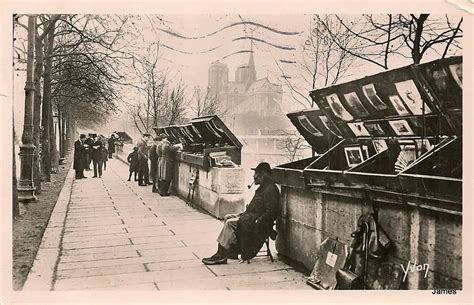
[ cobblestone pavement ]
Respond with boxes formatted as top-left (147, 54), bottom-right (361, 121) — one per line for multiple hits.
top-left (24, 159), bottom-right (311, 291)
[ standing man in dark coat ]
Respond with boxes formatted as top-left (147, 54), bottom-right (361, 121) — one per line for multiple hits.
top-left (107, 135), bottom-right (116, 159)
top-left (158, 135), bottom-right (178, 196)
top-left (202, 162), bottom-right (280, 265)
top-left (91, 134), bottom-right (105, 178)
top-left (73, 134), bottom-right (88, 179)
top-left (84, 134), bottom-right (94, 171)
top-left (137, 133), bottom-right (151, 186)
top-left (149, 136), bottom-right (160, 193)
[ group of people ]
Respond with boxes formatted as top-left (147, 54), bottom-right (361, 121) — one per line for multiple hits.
top-left (73, 133), bottom-right (116, 179)
top-left (127, 133), bottom-right (180, 196)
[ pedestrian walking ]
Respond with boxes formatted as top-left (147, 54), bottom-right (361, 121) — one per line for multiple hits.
top-left (158, 135), bottom-right (179, 196)
top-left (155, 134), bottom-right (165, 193)
top-left (91, 134), bottom-right (105, 178)
top-left (107, 135), bottom-right (116, 159)
top-left (73, 134), bottom-right (88, 179)
top-left (127, 147), bottom-right (139, 181)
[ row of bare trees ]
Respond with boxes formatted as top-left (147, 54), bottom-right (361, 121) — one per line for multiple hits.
top-left (129, 41), bottom-right (226, 134)
top-left (13, 14), bottom-right (138, 216)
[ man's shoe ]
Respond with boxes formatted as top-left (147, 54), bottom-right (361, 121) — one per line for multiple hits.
top-left (92, 176), bottom-right (97, 178)
top-left (202, 256), bottom-right (227, 265)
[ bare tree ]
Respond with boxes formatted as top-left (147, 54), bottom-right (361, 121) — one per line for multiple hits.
top-left (319, 14), bottom-right (463, 69)
top-left (130, 42), bottom-right (169, 133)
top-left (161, 81), bottom-right (188, 126)
top-left (275, 130), bottom-right (312, 162)
top-left (275, 14), bottom-right (357, 109)
top-left (190, 86), bottom-right (226, 119)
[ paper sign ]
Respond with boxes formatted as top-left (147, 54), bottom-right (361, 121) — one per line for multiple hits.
top-left (326, 252), bottom-right (338, 268)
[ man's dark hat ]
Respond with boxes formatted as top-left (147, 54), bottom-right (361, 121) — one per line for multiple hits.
top-left (80, 134), bottom-right (86, 138)
top-left (251, 162), bottom-right (273, 176)
top-left (143, 133), bottom-right (151, 137)
top-left (91, 133), bottom-right (97, 138)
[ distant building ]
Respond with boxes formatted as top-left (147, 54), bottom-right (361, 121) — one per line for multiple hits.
top-left (207, 51), bottom-right (306, 171)
top-left (208, 51), bottom-right (290, 135)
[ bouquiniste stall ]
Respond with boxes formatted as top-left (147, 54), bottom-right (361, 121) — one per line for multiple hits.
top-left (154, 115), bottom-right (245, 219)
top-left (273, 56), bottom-right (462, 289)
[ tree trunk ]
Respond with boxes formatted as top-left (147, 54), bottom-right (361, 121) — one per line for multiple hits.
top-left (33, 32), bottom-right (44, 193)
top-left (40, 18), bottom-right (56, 181)
top-left (58, 107), bottom-right (64, 160)
top-left (411, 14), bottom-right (429, 64)
top-left (50, 106), bottom-right (59, 173)
top-left (13, 114), bottom-right (19, 218)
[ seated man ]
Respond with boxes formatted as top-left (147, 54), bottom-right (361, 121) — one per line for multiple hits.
top-left (202, 162), bottom-right (280, 265)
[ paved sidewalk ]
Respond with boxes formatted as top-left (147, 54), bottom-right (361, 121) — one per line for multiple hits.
top-left (23, 159), bottom-right (310, 291)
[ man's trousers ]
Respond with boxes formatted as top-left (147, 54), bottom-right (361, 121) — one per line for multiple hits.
top-left (217, 214), bottom-right (240, 250)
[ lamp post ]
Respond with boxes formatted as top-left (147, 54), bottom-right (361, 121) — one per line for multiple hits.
top-left (18, 15), bottom-right (37, 203)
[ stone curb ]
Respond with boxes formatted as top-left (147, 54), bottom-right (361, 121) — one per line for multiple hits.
top-left (22, 163), bottom-right (75, 291)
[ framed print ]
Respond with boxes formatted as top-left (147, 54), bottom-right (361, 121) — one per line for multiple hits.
top-left (344, 146), bottom-right (364, 167)
top-left (297, 115), bottom-right (323, 136)
top-left (430, 68), bottom-right (449, 91)
top-left (348, 122), bottom-right (370, 137)
top-left (388, 95), bottom-right (410, 115)
top-left (389, 119), bottom-right (415, 136)
top-left (372, 139), bottom-right (388, 153)
top-left (395, 79), bottom-right (432, 115)
top-left (362, 145), bottom-right (369, 159)
top-left (364, 123), bottom-right (385, 136)
top-left (326, 93), bottom-right (354, 121)
top-left (343, 92), bottom-right (370, 117)
top-left (448, 63), bottom-right (463, 89)
top-left (362, 83), bottom-right (387, 110)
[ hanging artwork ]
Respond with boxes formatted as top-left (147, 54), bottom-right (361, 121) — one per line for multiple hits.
top-left (348, 122), bottom-right (370, 137)
top-left (364, 123), bottom-right (385, 136)
top-left (389, 119), bottom-right (415, 136)
top-left (372, 139), bottom-right (388, 153)
top-left (448, 63), bottom-right (463, 89)
top-left (343, 92), bottom-right (371, 117)
top-left (388, 95), bottom-right (410, 115)
top-left (362, 145), bottom-right (369, 159)
top-left (430, 68), bottom-right (449, 91)
top-left (344, 146), bottom-right (364, 167)
top-left (362, 84), bottom-right (387, 110)
top-left (298, 115), bottom-right (323, 136)
top-left (326, 93), bottom-right (354, 121)
top-left (395, 79), bottom-right (432, 115)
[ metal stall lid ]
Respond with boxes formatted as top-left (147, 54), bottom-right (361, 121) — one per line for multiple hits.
top-left (300, 56), bottom-right (461, 200)
top-left (190, 115), bottom-right (243, 150)
top-left (272, 108), bottom-right (341, 188)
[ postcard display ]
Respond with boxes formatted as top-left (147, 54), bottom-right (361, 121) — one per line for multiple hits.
top-left (273, 57), bottom-right (462, 289)
top-left (154, 115), bottom-right (246, 219)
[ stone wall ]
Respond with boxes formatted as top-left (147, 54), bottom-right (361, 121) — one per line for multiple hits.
top-left (276, 186), bottom-right (462, 290)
